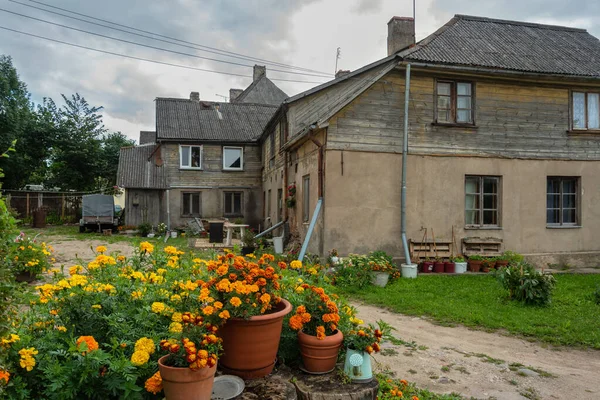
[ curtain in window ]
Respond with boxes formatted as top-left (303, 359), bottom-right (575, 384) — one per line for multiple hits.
top-left (465, 178), bottom-right (479, 225)
top-left (573, 92), bottom-right (586, 129)
top-left (588, 93), bottom-right (599, 129)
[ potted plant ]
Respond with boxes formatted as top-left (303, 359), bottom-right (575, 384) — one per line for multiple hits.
top-left (240, 230), bottom-right (256, 256)
top-left (155, 318), bottom-right (222, 400)
top-left (444, 258), bottom-right (456, 273)
top-left (369, 251), bottom-right (397, 287)
top-left (495, 252), bottom-right (510, 269)
top-left (482, 257), bottom-right (496, 273)
top-left (9, 233), bottom-right (53, 282)
top-left (204, 253), bottom-right (291, 379)
top-left (433, 257), bottom-right (445, 273)
top-left (451, 256), bottom-right (467, 274)
top-left (499, 250), bottom-right (524, 267)
top-left (288, 285), bottom-right (343, 374)
top-left (467, 255), bottom-right (484, 272)
top-left (421, 257), bottom-right (434, 274)
top-left (343, 321), bottom-right (390, 383)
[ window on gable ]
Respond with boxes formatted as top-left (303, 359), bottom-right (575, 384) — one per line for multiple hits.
top-left (547, 177), bottom-right (579, 226)
top-left (224, 191), bottom-right (243, 217)
top-left (180, 145), bottom-right (202, 169)
top-left (572, 92), bottom-right (600, 130)
top-left (465, 176), bottom-right (500, 227)
top-left (223, 146), bottom-right (243, 170)
top-left (182, 192), bottom-right (201, 217)
top-left (436, 81), bottom-right (474, 124)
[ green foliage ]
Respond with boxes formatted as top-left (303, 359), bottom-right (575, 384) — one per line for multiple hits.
top-left (592, 285), bottom-right (600, 306)
top-left (6, 233), bottom-right (54, 277)
top-left (340, 274), bottom-right (600, 348)
top-left (333, 254), bottom-right (372, 289)
top-left (450, 256), bottom-right (465, 262)
top-left (467, 254), bottom-right (485, 261)
top-left (498, 251), bottom-right (524, 264)
top-left (137, 223), bottom-right (152, 237)
top-left (377, 373), bottom-right (464, 399)
top-left (496, 262), bottom-right (556, 306)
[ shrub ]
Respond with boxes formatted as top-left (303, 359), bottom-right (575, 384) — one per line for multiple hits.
top-left (137, 222), bottom-right (152, 237)
top-left (593, 285), bottom-right (600, 305)
top-left (333, 254), bottom-right (372, 289)
top-left (496, 262), bottom-right (556, 306)
top-left (7, 233), bottom-right (54, 278)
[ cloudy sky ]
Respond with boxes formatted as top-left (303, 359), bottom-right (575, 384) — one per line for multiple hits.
top-left (1, 0), bottom-right (599, 142)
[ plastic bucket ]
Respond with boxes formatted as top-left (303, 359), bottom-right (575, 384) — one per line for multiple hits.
top-left (401, 264), bottom-right (418, 278)
top-left (455, 262), bottom-right (467, 274)
top-left (273, 237), bottom-right (283, 254)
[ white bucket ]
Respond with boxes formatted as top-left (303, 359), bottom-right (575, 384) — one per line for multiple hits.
top-left (371, 272), bottom-right (390, 287)
top-left (170, 231), bottom-right (178, 238)
top-left (455, 262), bottom-right (467, 274)
top-left (273, 237), bottom-right (283, 254)
top-left (401, 264), bottom-right (418, 278)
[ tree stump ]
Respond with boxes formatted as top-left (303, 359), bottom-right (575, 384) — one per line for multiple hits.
top-left (237, 374), bottom-right (297, 400)
top-left (293, 372), bottom-right (379, 400)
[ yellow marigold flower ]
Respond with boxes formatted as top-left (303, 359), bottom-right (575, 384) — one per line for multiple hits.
top-left (151, 302), bottom-right (166, 314)
top-left (139, 241), bottom-right (154, 254)
top-left (202, 306), bottom-right (214, 316)
top-left (18, 347), bottom-right (38, 371)
top-left (290, 260), bottom-right (302, 269)
top-left (213, 301), bottom-right (223, 310)
top-left (169, 322), bottom-right (183, 333)
top-left (50, 309), bottom-right (58, 316)
top-left (0, 369), bottom-right (9, 384)
top-left (260, 293), bottom-right (271, 304)
top-left (157, 268), bottom-right (167, 275)
top-left (219, 310), bottom-right (230, 320)
top-left (171, 312), bottom-right (183, 322)
top-left (131, 290), bottom-right (143, 300)
top-left (230, 297), bottom-right (242, 307)
top-left (69, 265), bottom-right (83, 275)
top-left (92, 304), bottom-right (102, 309)
top-left (295, 286), bottom-right (304, 293)
top-left (1, 334), bottom-right (20, 347)
top-left (56, 326), bottom-right (67, 332)
top-left (170, 294), bottom-right (182, 303)
top-left (145, 371), bottom-right (162, 394)
top-left (117, 255), bottom-right (126, 262)
top-left (131, 350), bottom-right (150, 366)
top-left (96, 245), bottom-right (107, 254)
top-left (134, 337), bottom-right (155, 354)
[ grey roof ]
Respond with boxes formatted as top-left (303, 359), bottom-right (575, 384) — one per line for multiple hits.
top-left (156, 98), bottom-right (277, 142)
top-left (117, 144), bottom-right (167, 189)
top-left (401, 15), bottom-right (600, 77)
top-left (233, 75), bottom-right (288, 106)
top-left (139, 131), bottom-right (156, 145)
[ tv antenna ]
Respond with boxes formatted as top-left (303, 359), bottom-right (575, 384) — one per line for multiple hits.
top-left (215, 94), bottom-right (229, 102)
top-left (335, 47), bottom-right (341, 74)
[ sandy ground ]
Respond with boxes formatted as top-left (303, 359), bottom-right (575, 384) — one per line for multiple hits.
top-left (355, 303), bottom-right (600, 400)
top-left (47, 236), bottom-right (136, 267)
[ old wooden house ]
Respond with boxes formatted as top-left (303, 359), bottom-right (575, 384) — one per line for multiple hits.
top-left (117, 66), bottom-right (286, 228)
top-left (261, 15), bottom-right (600, 266)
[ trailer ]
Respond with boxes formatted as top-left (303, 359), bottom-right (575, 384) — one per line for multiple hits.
top-left (79, 194), bottom-right (119, 233)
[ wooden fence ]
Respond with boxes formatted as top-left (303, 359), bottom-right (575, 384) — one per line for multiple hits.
top-left (2, 190), bottom-right (83, 223)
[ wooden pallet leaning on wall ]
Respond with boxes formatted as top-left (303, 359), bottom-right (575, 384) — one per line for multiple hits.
top-left (461, 237), bottom-right (502, 257)
top-left (409, 239), bottom-right (453, 261)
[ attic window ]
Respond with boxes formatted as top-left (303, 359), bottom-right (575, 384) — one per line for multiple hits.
top-left (435, 80), bottom-right (474, 125)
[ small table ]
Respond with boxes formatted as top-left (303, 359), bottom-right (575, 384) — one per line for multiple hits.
top-left (224, 223), bottom-right (249, 246)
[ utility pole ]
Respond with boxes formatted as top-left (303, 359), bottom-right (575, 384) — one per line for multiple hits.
top-left (335, 47), bottom-right (341, 74)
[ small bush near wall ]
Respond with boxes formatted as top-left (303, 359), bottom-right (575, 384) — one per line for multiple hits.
top-left (496, 262), bottom-right (556, 306)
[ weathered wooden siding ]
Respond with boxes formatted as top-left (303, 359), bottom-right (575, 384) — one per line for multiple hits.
top-left (124, 189), bottom-right (165, 227)
top-left (327, 68), bottom-right (600, 160)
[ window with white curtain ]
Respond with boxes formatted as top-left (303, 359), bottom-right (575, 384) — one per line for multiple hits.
top-left (465, 176), bottom-right (501, 227)
top-left (572, 92), bottom-right (600, 130)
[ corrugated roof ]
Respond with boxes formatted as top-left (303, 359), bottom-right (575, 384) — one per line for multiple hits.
top-left (156, 99), bottom-right (277, 142)
top-left (116, 144), bottom-right (167, 189)
top-left (401, 15), bottom-right (600, 77)
top-left (233, 75), bottom-right (288, 106)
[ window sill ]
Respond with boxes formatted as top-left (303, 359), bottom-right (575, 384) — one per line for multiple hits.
top-left (546, 225), bottom-right (581, 229)
top-left (432, 122), bottom-right (478, 129)
top-left (179, 167), bottom-right (203, 171)
top-left (222, 169), bottom-right (244, 172)
top-left (464, 226), bottom-right (502, 230)
top-left (567, 130), bottom-right (600, 136)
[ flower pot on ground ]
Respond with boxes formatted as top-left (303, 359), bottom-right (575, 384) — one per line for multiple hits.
top-left (219, 299), bottom-right (292, 379)
top-left (433, 260), bottom-right (445, 273)
top-left (444, 261), bottom-right (455, 273)
top-left (289, 284), bottom-right (343, 374)
top-left (421, 261), bottom-right (433, 273)
top-left (401, 263), bottom-right (418, 278)
top-left (158, 355), bottom-right (217, 400)
top-left (451, 256), bottom-right (467, 274)
top-left (482, 258), bottom-right (496, 273)
top-left (495, 260), bottom-right (509, 268)
top-left (468, 255), bottom-right (484, 272)
top-left (371, 271), bottom-right (390, 287)
top-left (298, 330), bottom-right (343, 373)
top-left (240, 230), bottom-right (257, 256)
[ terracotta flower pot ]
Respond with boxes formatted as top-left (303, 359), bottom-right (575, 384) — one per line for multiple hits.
top-left (158, 355), bottom-right (217, 400)
top-left (468, 260), bottom-right (482, 272)
top-left (219, 299), bottom-right (292, 379)
top-left (298, 329), bottom-right (343, 374)
top-left (496, 260), bottom-right (509, 269)
top-left (433, 262), bottom-right (445, 273)
top-left (444, 262), bottom-right (455, 273)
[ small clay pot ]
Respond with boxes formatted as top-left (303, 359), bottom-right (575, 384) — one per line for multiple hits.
top-left (158, 355), bottom-right (216, 400)
top-left (298, 329), bottom-right (343, 374)
top-left (468, 260), bottom-right (483, 272)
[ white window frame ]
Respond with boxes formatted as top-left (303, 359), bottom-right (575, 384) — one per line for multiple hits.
top-left (179, 145), bottom-right (203, 169)
top-left (222, 146), bottom-right (244, 171)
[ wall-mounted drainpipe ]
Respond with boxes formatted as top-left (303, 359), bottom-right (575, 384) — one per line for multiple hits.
top-left (401, 64), bottom-right (412, 265)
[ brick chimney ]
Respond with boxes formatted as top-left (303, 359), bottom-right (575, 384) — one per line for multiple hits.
top-left (253, 65), bottom-right (266, 82)
top-left (190, 91), bottom-right (200, 101)
top-left (387, 16), bottom-right (415, 56)
top-left (229, 88), bottom-right (243, 102)
top-left (335, 70), bottom-right (351, 79)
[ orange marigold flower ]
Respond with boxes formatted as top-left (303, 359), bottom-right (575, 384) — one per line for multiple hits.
top-left (230, 297), bottom-right (242, 307)
top-left (213, 301), bottom-right (223, 310)
top-left (278, 261), bottom-right (287, 269)
top-left (260, 293), bottom-right (271, 304)
top-left (144, 371), bottom-right (163, 394)
top-left (365, 345), bottom-right (373, 354)
top-left (358, 330), bottom-right (366, 337)
top-left (219, 310), bottom-right (230, 320)
top-left (202, 306), bottom-right (214, 316)
top-left (373, 342), bottom-right (381, 352)
top-left (216, 265), bottom-right (229, 276)
top-left (256, 278), bottom-right (267, 286)
top-left (296, 305), bottom-right (307, 314)
top-left (400, 379), bottom-right (408, 386)
top-left (300, 313), bottom-right (311, 323)
top-left (316, 325), bottom-right (326, 340)
top-left (412, 396), bottom-right (419, 400)
top-left (76, 336), bottom-right (99, 354)
top-left (289, 315), bottom-right (304, 331)
top-left (0, 369), bottom-right (9, 384)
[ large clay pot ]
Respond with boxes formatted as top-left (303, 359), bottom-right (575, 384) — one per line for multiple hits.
top-left (158, 355), bottom-right (217, 400)
top-left (219, 299), bottom-right (292, 379)
top-left (468, 260), bottom-right (482, 272)
top-left (298, 329), bottom-right (343, 374)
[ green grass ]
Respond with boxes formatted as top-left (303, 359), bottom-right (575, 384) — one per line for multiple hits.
top-left (340, 274), bottom-right (600, 349)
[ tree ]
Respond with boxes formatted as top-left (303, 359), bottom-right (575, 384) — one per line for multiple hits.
top-left (99, 131), bottom-right (135, 188)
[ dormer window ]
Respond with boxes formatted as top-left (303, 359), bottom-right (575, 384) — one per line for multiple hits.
top-left (572, 92), bottom-right (600, 130)
top-left (435, 80), bottom-right (474, 125)
top-left (180, 145), bottom-right (202, 169)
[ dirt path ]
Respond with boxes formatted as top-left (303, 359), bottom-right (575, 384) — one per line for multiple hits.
top-left (355, 303), bottom-right (600, 400)
top-left (48, 236), bottom-right (136, 266)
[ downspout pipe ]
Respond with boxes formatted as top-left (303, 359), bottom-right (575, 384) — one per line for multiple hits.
top-left (401, 64), bottom-right (412, 265)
